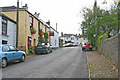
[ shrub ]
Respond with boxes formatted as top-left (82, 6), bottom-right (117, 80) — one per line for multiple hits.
top-left (97, 33), bottom-right (108, 49)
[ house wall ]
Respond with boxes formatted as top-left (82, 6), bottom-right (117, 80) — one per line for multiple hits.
top-left (0, 16), bottom-right (2, 45)
top-left (62, 35), bottom-right (80, 45)
top-left (0, 15), bottom-right (16, 47)
top-left (80, 38), bottom-right (88, 44)
top-left (1, 11), bottom-right (40, 53)
top-left (49, 28), bottom-right (59, 48)
top-left (1, 10), bottom-right (50, 53)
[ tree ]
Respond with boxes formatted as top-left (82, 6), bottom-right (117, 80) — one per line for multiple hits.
top-left (80, 1), bottom-right (118, 49)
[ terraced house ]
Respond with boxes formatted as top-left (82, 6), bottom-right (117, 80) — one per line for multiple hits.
top-left (0, 4), bottom-right (49, 53)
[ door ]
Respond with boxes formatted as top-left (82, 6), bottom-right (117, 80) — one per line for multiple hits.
top-left (2, 46), bottom-right (14, 61)
top-left (9, 46), bottom-right (21, 60)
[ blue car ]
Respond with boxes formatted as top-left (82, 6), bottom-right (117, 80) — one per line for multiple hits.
top-left (0, 45), bottom-right (26, 68)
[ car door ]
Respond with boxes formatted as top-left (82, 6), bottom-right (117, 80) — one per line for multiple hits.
top-left (9, 46), bottom-right (21, 60)
top-left (2, 46), bottom-right (14, 62)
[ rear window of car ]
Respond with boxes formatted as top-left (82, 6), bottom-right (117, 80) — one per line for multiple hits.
top-left (84, 43), bottom-right (91, 45)
top-left (41, 43), bottom-right (45, 45)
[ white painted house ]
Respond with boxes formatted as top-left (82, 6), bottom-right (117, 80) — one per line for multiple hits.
top-left (49, 26), bottom-right (59, 48)
top-left (0, 13), bottom-right (16, 47)
top-left (60, 34), bottom-right (80, 45)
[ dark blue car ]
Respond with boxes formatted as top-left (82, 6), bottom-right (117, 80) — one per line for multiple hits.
top-left (0, 45), bottom-right (26, 68)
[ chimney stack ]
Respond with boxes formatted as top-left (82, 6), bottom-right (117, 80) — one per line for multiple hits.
top-left (34, 12), bottom-right (40, 19)
top-left (46, 20), bottom-right (50, 25)
top-left (61, 32), bottom-right (63, 36)
top-left (22, 4), bottom-right (28, 10)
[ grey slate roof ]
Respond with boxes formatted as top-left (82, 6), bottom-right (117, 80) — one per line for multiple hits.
top-left (63, 34), bottom-right (80, 38)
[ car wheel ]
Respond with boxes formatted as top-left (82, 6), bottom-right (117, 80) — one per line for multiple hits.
top-left (2, 58), bottom-right (7, 68)
top-left (51, 50), bottom-right (53, 52)
top-left (46, 50), bottom-right (49, 54)
top-left (19, 55), bottom-right (25, 62)
top-left (90, 48), bottom-right (92, 51)
top-left (82, 48), bottom-right (84, 51)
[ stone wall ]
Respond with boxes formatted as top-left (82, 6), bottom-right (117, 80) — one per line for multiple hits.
top-left (99, 34), bottom-right (120, 67)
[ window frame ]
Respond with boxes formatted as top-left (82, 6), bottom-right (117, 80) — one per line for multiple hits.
top-left (2, 40), bottom-right (7, 44)
top-left (2, 18), bottom-right (7, 35)
top-left (30, 16), bottom-right (33, 28)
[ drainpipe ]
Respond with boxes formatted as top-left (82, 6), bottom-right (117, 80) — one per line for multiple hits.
top-left (16, 0), bottom-right (19, 48)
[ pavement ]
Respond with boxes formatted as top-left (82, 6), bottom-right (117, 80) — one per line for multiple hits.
top-left (86, 51), bottom-right (118, 78)
top-left (2, 47), bottom-right (89, 78)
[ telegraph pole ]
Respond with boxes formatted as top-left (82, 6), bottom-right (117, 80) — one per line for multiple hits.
top-left (94, 0), bottom-right (97, 49)
top-left (16, 0), bottom-right (19, 48)
top-left (118, 1), bottom-right (120, 33)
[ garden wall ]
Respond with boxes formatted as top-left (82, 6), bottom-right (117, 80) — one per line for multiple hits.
top-left (99, 34), bottom-right (120, 67)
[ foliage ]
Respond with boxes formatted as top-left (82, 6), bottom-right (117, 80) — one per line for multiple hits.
top-left (39, 36), bottom-right (45, 43)
top-left (97, 33), bottom-right (108, 49)
top-left (38, 28), bottom-right (45, 43)
top-left (80, 2), bottom-right (119, 49)
top-left (44, 32), bottom-right (48, 43)
top-left (39, 28), bottom-right (43, 36)
top-left (28, 46), bottom-right (34, 54)
top-left (30, 28), bottom-right (36, 34)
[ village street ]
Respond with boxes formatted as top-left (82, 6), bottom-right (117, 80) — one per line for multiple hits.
top-left (2, 47), bottom-right (88, 78)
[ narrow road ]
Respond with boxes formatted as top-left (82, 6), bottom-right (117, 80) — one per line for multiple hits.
top-left (2, 47), bottom-right (88, 78)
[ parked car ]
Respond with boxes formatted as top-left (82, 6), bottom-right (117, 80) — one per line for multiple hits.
top-left (81, 43), bottom-right (92, 51)
top-left (0, 45), bottom-right (26, 68)
top-left (34, 43), bottom-right (52, 54)
top-left (73, 44), bottom-right (78, 46)
top-left (63, 43), bottom-right (78, 47)
top-left (63, 43), bottom-right (73, 47)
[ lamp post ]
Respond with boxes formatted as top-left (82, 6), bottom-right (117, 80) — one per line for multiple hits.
top-left (16, 0), bottom-right (19, 48)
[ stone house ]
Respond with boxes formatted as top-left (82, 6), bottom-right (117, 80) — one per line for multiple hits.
top-left (0, 13), bottom-right (16, 47)
top-left (0, 5), bottom-right (49, 53)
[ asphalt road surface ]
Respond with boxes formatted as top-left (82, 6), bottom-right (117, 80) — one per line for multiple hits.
top-left (2, 47), bottom-right (89, 78)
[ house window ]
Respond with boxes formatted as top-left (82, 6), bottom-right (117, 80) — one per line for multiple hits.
top-left (2, 18), bottom-right (7, 35)
top-left (71, 37), bottom-right (74, 40)
top-left (30, 16), bottom-right (33, 28)
top-left (28, 36), bottom-right (32, 47)
top-left (38, 22), bottom-right (40, 28)
top-left (45, 27), bottom-right (47, 32)
top-left (34, 39), bottom-right (36, 46)
top-left (2, 40), bottom-right (7, 44)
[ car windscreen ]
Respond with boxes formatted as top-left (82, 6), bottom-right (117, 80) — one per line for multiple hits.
top-left (0, 46), bottom-right (2, 52)
top-left (41, 43), bottom-right (48, 45)
top-left (9, 46), bottom-right (16, 51)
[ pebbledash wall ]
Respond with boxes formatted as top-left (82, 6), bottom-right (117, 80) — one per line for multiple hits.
top-left (0, 14), bottom-right (16, 47)
top-left (99, 34), bottom-right (120, 67)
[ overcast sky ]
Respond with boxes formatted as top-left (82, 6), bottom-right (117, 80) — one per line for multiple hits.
top-left (0, 0), bottom-right (115, 35)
